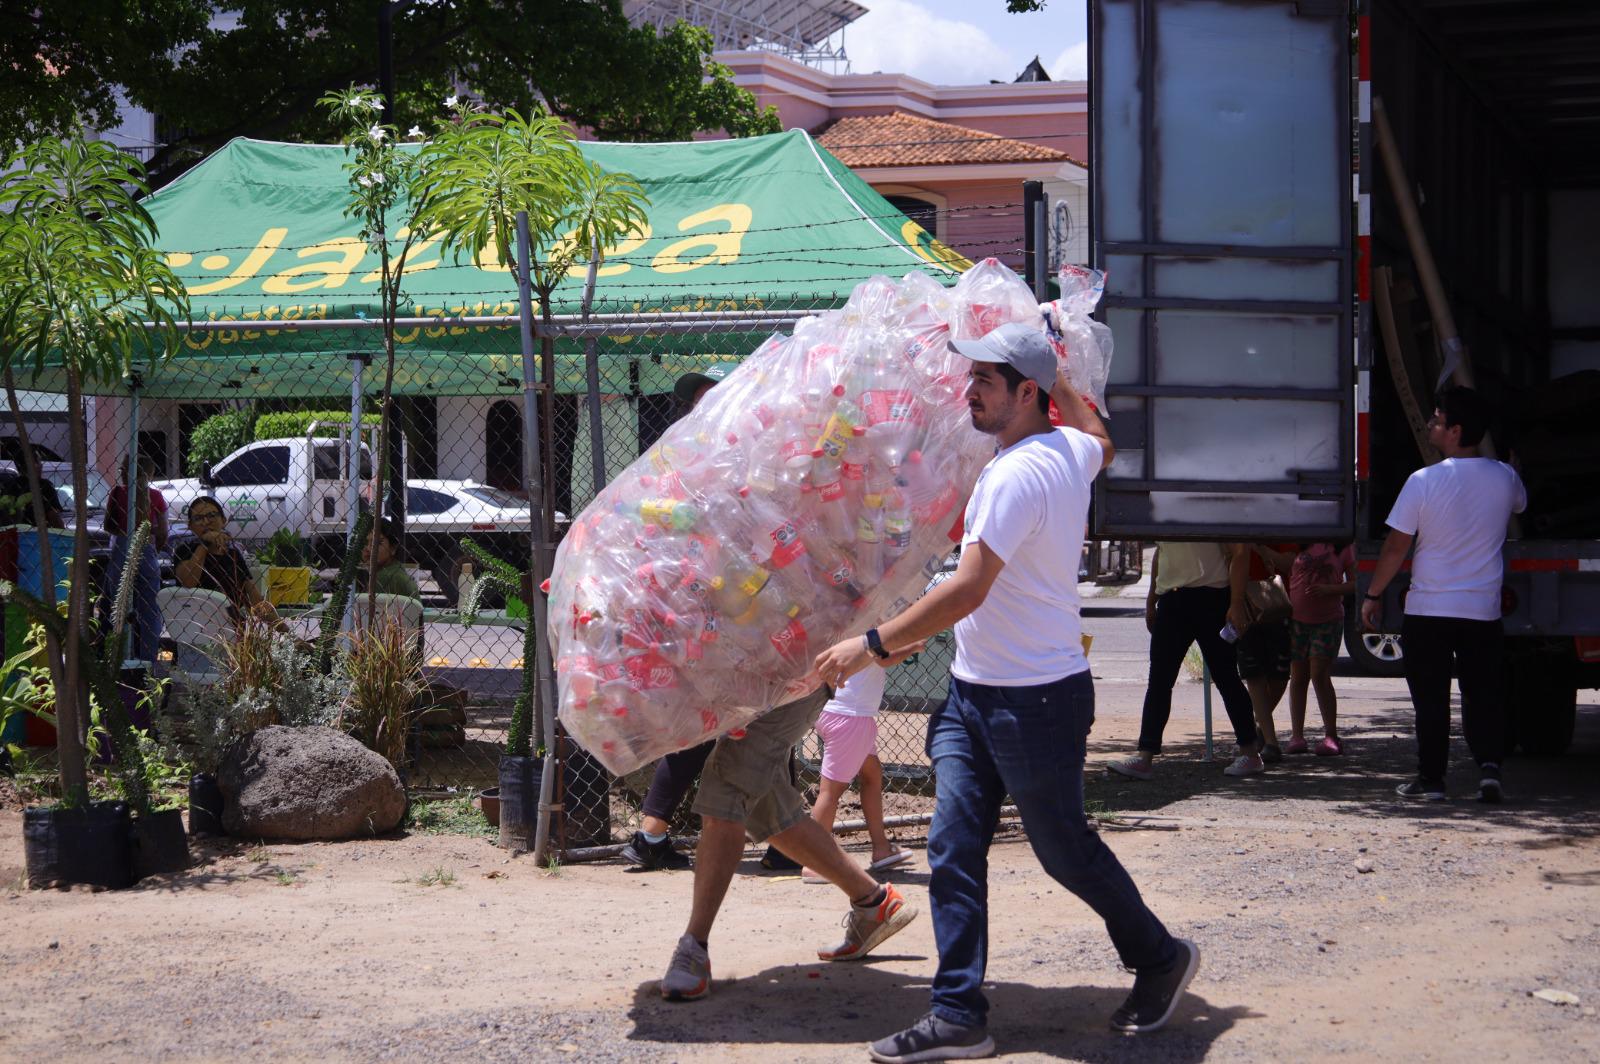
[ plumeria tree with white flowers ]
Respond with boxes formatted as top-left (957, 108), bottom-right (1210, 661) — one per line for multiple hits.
top-left (318, 87), bottom-right (449, 615)
top-left (320, 85), bottom-right (648, 757)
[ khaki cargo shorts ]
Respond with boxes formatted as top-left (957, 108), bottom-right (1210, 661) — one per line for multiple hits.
top-left (692, 684), bottom-right (831, 843)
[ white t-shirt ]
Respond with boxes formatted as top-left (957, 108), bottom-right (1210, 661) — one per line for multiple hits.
top-left (952, 426), bottom-right (1100, 685)
top-left (1385, 457), bottom-right (1527, 622)
top-left (821, 665), bottom-right (887, 718)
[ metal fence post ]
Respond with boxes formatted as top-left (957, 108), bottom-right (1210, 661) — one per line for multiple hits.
top-left (1202, 660), bottom-right (1214, 762)
top-left (580, 238), bottom-right (607, 492)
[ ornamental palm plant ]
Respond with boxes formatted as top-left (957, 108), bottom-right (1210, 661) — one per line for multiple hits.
top-left (0, 132), bottom-right (188, 804)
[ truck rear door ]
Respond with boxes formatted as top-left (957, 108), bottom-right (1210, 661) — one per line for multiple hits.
top-left (1091, 0), bottom-right (1353, 538)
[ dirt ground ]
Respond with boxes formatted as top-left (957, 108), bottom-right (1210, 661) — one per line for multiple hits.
top-left (3, 663), bottom-right (1600, 1063)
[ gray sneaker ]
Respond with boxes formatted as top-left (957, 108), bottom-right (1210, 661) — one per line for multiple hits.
top-left (659, 933), bottom-right (711, 1001)
top-left (818, 884), bottom-right (917, 962)
top-left (870, 1013), bottom-right (995, 1062)
top-left (1109, 938), bottom-right (1201, 1033)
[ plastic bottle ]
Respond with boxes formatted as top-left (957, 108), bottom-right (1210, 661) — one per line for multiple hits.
top-left (809, 448), bottom-right (851, 542)
top-left (746, 488), bottom-right (809, 572)
top-left (807, 539), bottom-right (865, 606)
top-left (855, 492), bottom-right (884, 583)
top-left (839, 426), bottom-right (869, 509)
top-left (714, 552), bottom-right (771, 619)
top-left (816, 385), bottom-right (863, 459)
top-left (619, 496), bottom-right (701, 531)
top-left (883, 485), bottom-right (913, 564)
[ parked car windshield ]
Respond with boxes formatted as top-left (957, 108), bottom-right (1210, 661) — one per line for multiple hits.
top-left (406, 487), bottom-right (460, 515)
top-left (212, 445), bottom-right (290, 487)
top-left (463, 486), bottom-right (527, 509)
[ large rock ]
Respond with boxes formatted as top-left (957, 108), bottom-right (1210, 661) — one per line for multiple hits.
top-left (219, 726), bottom-right (406, 840)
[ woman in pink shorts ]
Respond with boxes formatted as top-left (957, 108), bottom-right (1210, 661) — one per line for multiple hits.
top-left (1286, 541), bottom-right (1357, 756)
top-left (802, 667), bottom-right (914, 882)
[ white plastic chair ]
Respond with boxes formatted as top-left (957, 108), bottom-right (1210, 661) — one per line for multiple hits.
top-left (157, 586), bottom-right (236, 685)
top-left (342, 592), bottom-right (425, 658)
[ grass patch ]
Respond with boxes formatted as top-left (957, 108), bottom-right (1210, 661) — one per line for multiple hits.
top-left (405, 795), bottom-right (495, 839)
top-left (1084, 799), bottom-right (1126, 826)
top-left (1182, 645), bottom-right (1206, 682)
top-left (416, 866), bottom-right (457, 888)
top-left (246, 844), bottom-right (272, 864)
top-left (274, 870), bottom-right (296, 886)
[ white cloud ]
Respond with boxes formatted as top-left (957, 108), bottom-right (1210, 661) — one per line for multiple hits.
top-left (839, 0), bottom-right (1015, 86)
top-left (1049, 41), bottom-right (1088, 81)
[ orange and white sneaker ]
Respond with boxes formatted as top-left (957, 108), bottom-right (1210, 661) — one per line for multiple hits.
top-left (818, 883), bottom-right (917, 962)
top-left (660, 933), bottom-right (711, 1001)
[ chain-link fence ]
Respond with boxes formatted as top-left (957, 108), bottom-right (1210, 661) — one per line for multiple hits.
top-left (2, 292), bottom-right (976, 856)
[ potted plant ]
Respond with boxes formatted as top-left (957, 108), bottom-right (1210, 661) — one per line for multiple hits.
top-left (10, 523), bottom-right (173, 886)
top-left (257, 528), bottom-right (313, 606)
top-left (0, 130), bottom-right (189, 886)
top-left (456, 544), bottom-right (538, 848)
top-left (338, 615), bottom-right (422, 770)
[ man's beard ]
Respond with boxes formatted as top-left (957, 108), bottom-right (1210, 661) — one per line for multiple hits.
top-left (969, 402), bottom-right (1011, 435)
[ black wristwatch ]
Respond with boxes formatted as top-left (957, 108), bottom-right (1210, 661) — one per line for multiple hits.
top-left (864, 628), bottom-right (891, 660)
top-left (1364, 592), bottom-right (1384, 603)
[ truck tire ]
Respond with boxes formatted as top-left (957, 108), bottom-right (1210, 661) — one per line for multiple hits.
top-left (1343, 609), bottom-right (1405, 677)
top-left (1507, 644), bottom-right (1578, 756)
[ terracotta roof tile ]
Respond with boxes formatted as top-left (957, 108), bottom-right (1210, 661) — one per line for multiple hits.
top-left (815, 113), bottom-right (1070, 167)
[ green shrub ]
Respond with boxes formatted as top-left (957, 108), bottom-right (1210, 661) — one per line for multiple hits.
top-left (253, 410), bottom-right (380, 442)
top-left (256, 528), bottom-right (306, 567)
top-left (185, 410), bottom-right (253, 475)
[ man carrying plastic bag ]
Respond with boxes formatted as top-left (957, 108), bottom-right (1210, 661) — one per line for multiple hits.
top-left (815, 324), bottom-right (1199, 1060)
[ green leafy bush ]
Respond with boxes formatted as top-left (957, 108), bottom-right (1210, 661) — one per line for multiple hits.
top-left (186, 410), bottom-right (253, 476)
top-left (253, 410), bottom-right (379, 442)
top-left (256, 528), bottom-right (306, 567)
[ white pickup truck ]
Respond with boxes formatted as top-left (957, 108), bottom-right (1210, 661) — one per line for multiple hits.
top-left (152, 431), bottom-right (537, 602)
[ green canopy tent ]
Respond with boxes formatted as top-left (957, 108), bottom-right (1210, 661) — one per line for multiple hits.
top-left (24, 129), bottom-right (970, 399)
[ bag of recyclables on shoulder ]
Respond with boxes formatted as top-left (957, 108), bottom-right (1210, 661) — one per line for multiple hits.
top-left (549, 259), bottom-right (1112, 775)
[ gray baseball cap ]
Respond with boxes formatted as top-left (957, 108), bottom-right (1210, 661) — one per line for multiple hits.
top-left (951, 322), bottom-right (1056, 391)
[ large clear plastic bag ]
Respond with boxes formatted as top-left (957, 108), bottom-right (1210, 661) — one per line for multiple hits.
top-left (1041, 265), bottom-right (1114, 414)
top-left (550, 260), bottom-right (1043, 775)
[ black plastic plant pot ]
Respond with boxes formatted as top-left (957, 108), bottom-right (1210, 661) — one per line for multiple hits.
top-left (133, 809), bottom-right (190, 879)
top-left (23, 801), bottom-right (134, 890)
top-left (188, 773), bottom-right (225, 836)
top-left (497, 755), bottom-right (541, 853)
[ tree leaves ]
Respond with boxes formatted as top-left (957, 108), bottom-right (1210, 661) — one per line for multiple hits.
top-left (0, 133), bottom-right (190, 385)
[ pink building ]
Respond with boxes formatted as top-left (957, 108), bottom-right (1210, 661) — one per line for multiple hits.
top-left (718, 51), bottom-right (1088, 271)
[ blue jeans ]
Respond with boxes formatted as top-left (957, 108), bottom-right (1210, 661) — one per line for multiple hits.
top-left (110, 536), bottom-right (162, 665)
top-left (927, 671), bottom-right (1178, 1028)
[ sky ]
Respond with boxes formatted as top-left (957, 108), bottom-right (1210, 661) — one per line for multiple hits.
top-left (825, 0), bottom-right (1088, 86)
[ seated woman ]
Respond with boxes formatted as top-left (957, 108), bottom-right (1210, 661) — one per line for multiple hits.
top-left (361, 518), bottom-right (419, 599)
top-left (171, 496), bottom-right (279, 624)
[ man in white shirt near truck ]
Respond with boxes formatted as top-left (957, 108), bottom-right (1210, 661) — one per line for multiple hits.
top-left (817, 323), bottom-right (1197, 1062)
top-left (1361, 386), bottom-right (1527, 803)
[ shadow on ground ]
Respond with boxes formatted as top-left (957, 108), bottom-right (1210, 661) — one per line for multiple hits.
top-left (627, 960), bottom-right (1253, 1062)
top-left (1085, 700), bottom-right (1600, 842)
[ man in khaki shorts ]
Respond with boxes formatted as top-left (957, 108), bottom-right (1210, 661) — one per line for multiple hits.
top-left (659, 682), bottom-right (918, 1001)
